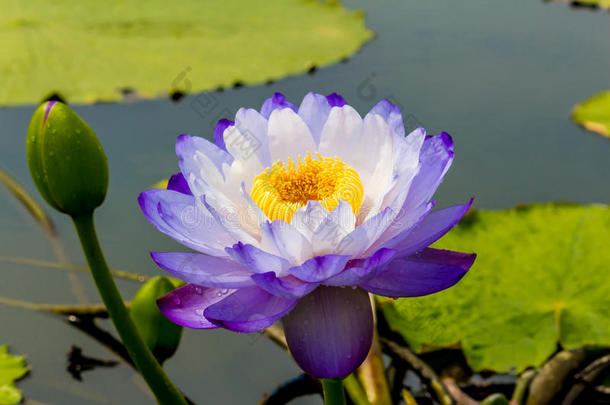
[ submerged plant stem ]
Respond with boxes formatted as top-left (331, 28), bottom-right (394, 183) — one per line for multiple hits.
top-left (322, 378), bottom-right (347, 405)
top-left (72, 213), bottom-right (187, 405)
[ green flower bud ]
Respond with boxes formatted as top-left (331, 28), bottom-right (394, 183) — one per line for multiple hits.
top-left (131, 276), bottom-right (183, 364)
top-left (26, 101), bottom-right (108, 216)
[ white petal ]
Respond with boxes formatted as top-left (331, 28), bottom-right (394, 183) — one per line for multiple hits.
top-left (267, 108), bottom-right (317, 162)
top-left (311, 200), bottom-right (356, 256)
top-left (261, 220), bottom-right (313, 265)
top-left (318, 105), bottom-right (363, 160)
top-left (290, 200), bottom-right (328, 242)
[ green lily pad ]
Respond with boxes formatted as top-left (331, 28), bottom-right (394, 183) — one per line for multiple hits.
top-left (381, 203), bottom-right (610, 373)
top-left (572, 90), bottom-right (610, 138)
top-left (0, 345), bottom-right (29, 405)
top-left (0, 0), bottom-right (372, 106)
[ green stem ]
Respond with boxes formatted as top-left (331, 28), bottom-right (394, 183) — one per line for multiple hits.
top-left (344, 374), bottom-right (372, 405)
top-left (72, 214), bottom-right (187, 405)
top-left (322, 378), bottom-right (346, 405)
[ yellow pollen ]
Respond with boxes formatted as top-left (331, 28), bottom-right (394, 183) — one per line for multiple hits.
top-left (251, 153), bottom-right (364, 222)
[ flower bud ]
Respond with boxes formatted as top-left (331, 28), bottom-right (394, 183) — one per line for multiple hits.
top-left (131, 276), bottom-right (183, 364)
top-left (26, 101), bottom-right (108, 216)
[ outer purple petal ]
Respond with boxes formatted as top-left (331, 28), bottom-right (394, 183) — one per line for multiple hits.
top-left (157, 284), bottom-right (234, 329)
top-left (204, 286), bottom-right (298, 333)
top-left (225, 242), bottom-right (291, 276)
top-left (323, 248), bottom-right (396, 287)
top-left (287, 254), bottom-right (351, 283)
top-left (260, 92), bottom-right (297, 119)
top-left (251, 273), bottom-right (318, 299)
top-left (368, 99), bottom-right (405, 136)
top-left (151, 252), bottom-right (254, 288)
top-left (213, 119), bottom-right (234, 152)
top-left (326, 93), bottom-right (346, 107)
top-left (389, 199), bottom-right (473, 258)
top-left (167, 172), bottom-right (192, 195)
top-left (282, 286), bottom-right (374, 378)
top-left (138, 189), bottom-right (233, 256)
top-left (360, 248), bottom-right (475, 298)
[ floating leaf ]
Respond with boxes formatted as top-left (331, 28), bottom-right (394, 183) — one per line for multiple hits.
top-left (381, 203), bottom-right (610, 373)
top-left (572, 90), bottom-right (610, 138)
top-left (0, 345), bottom-right (29, 405)
top-left (0, 0), bottom-right (373, 106)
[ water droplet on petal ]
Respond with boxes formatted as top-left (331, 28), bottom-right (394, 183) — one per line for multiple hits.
top-left (172, 297), bottom-right (181, 305)
top-left (346, 354), bottom-right (352, 359)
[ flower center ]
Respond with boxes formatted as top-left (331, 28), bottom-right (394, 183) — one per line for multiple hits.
top-left (251, 153), bottom-right (364, 222)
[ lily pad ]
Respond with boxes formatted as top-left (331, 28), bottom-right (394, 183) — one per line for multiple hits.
top-left (381, 203), bottom-right (610, 373)
top-left (572, 90), bottom-right (610, 138)
top-left (0, 0), bottom-right (372, 106)
top-left (550, 0), bottom-right (610, 9)
top-left (0, 345), bottom-right (29, 405)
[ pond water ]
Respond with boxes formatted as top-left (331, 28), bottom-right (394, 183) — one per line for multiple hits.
top-left (1, 0), bottom-right (608, 403)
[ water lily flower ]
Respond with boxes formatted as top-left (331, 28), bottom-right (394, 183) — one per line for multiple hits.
top-left (139, 92), bottom-right (475, 379)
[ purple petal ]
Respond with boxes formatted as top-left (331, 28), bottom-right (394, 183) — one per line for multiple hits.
top-left (157, 284), bottom-right (234, 329)
top-left (283, 286), bottom-right (374, 378)
top-left (138, 189), bottom-right (233, 256)
top-left (297, 93), bottom-right (332, 145)
top-left (204, 286), bottom-right (298, 333)
top-left (225, 242), bottom-right (291, 276)
top-left (323, 248), bottom-right (396, 286)
top-left (360, 248), bottom-right (475, 298)
top-left (213, 119), bottom-right (234, 152)
top-left (151, 252), bottom-right (254, 288)
top-left (288, 254), bottom-right (351, 283)
top-left (402, 133), bottom-right (454, 213)
top-left (43, 101), bottom-right (57, 125)
top-left (251, 273), bottom-right (318, 299)
top-left (389, 200), bottom-right (473, 258)
top-left (260, 92), bottom-right (297, 119)
top-left (326, 93), bottom-right (346, 107)
top-left (176, 134), bottom-right (233, 188)
top-left (368, 99), bottom-right (405, 136)
top-left (167, 172), bottom-right (192, 195)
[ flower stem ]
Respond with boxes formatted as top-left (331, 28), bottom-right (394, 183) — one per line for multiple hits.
top-left (72, 213), bottom-right (187, 405)
top-left (322, 378), bottom-right (346, 405)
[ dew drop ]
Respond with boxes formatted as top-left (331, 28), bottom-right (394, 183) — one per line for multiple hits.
top-left (346, 354), bottom-right (352, 359)
top-left (172, 297), bottom-right (181, 305)
top-left (194, 287), bottom-right (202, 295)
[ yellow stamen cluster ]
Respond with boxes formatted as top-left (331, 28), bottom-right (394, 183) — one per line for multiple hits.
top-left (251, 153), bottom-right (364, 222)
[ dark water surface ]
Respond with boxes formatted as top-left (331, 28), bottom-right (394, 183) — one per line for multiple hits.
top-left (1, 0), bottom-right (608, 403)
